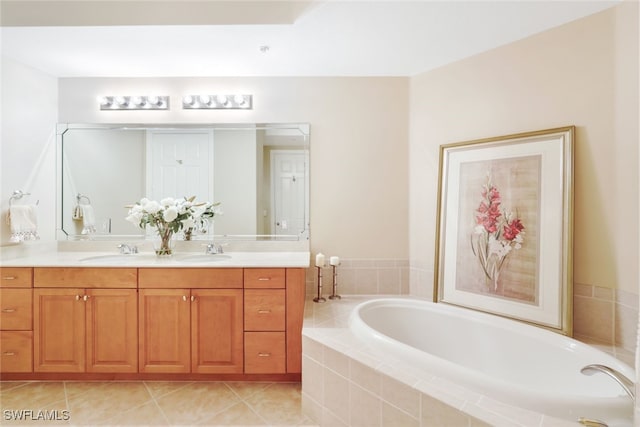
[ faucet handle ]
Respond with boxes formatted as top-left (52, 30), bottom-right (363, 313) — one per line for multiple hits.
top-left (117, 243), bottom-right (138, 254)
top-left (205, 243), bottom-right (224, 255)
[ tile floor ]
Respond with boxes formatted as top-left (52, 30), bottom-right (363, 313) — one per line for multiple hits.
top-left (0, 381), bottom-right (316, 426)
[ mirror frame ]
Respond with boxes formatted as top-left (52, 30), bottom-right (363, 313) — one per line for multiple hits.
top-left (55, 123), bottom-right (310, 249)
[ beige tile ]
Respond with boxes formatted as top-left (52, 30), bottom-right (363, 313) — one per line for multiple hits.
top-left (355, 269), bottom-right (378, 294)
top-left (0, 382), bottom-right (28, 394)
top-left (198, 401), bottom-right (266, 426)
top-left (350, 359), bottom-right (381, 396)
top-left (155, 382), bottom-right (239, 425)
top-left (99, 400), bottom-right (169, 426)
top-left (224, 381), bottom-right (272, 400)
top-left (301, 392), bottom-right (323, 425)
top-left (381, 375), bottom-right (419, 418)
top-left (615, 303), bottom-right (638, 351)
top-left (244, 383), bottom-right (306, 425)
top-left (143, 381), bottom-right (193, 400)
top-left (1, 382), bottom-right (66, 410)
top-left (349, 383), bottom-right (381, 427)
top-left (381, 402), bottom-right (419, 427)
top-left (324, 347), bottom-right (349, 378)
top-left (302, 355), bottom-right (324, 403)
top-left (66, 382), bottom-right (153, 425)
top-left (321, 408), bottom-right (348, 427)
top-left (323, 368), bottom-right (349, 424)
top-left (573, 283), bottom-right (593, 297)
top-left (573, 295), bottom-right (613, 343)
top-left (377, 269), bottom-right (401, 294)
top-left (593, 286), bottom-right (613, 301)
top-left (420, 394), bottom-right (469, 427)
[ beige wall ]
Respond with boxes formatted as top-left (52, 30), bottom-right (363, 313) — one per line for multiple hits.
top-left (409, 1), bottom-right (639, 299)
top-left (57, 77), bottom-right (410, 259)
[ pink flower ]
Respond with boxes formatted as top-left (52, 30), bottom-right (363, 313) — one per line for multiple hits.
top-left (476, 185), bottom-right (502, 233)
top-left (503, 218), bottom-right (524, 241)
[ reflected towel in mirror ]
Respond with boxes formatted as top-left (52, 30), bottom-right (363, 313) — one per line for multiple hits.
top-left (80, 204), bottom-right (96, 234)
top-left (7, 204), bottom-right (39, 242)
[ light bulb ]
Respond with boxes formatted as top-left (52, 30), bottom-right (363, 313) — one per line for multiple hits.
top-left (199, 95), bottom-right (211, 105)
top-left (183, 95), bottom-right (194, 106)
top-left (98, 96), bottom-right (112, 107)
top-left (132, 96), bottom-right (145, 107)
top-left (233, 94), bottom-right (245, 106)
top-left (216, 95), bottom-right (228, 106)
top-left (115, 96), bottom-right (128, 107)
top-left (147, 95), bottom-right (161, 106)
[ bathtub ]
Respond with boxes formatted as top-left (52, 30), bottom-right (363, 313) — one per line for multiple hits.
top-left (349, 298), bottom-right (634, 426)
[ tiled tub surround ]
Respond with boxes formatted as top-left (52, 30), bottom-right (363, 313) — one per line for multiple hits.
top-left (301, 296), bottom-right (630, 427)
top-left (304, 259), bottom-right (410, 297)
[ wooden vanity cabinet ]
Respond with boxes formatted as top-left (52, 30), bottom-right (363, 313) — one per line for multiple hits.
top-left (138, 268), bottom-right (244, 374)
top-left (0, 267), bottom-right (33, 373)
top-left (33, 268), bottom-right (138, 373)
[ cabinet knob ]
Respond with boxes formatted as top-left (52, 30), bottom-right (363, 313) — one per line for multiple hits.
top-left (182, 295), bottom-right (188, 302)
top-left (83, 295), bottom-right (90, 301)
top-left (1, 308), bottom-right (16, 313)
top-left (75, 295), bottom-right (81, 301)
top-left (191, 295), bottom-right (196, 302)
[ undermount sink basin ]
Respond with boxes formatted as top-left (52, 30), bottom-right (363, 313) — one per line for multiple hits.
top-left (174, 254), bottom-right (232, 263)
top-left (78, 254), bottom-right (143, 264)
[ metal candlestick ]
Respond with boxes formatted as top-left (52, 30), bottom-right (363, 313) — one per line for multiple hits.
top-left (329, 265), bottom-right (341, 300)
top-left (313, 266), bottom-right (326, 303)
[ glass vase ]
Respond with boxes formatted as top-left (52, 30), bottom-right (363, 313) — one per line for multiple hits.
top-left (154, 228), bottom-right (174, 257)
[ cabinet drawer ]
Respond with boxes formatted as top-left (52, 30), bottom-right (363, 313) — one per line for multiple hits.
top-left (1, 331), bottom-right (33, 372)
top-left (244, 290), bottom-right (285, 331)
top-left (139, 268), bottom-right (242, 289)
top-left (0, 268), bottom-right (32, 288)
top-left (244, 269), bottom-right (285, 289)
top-left (34, 268), bottom-right (137, 288)
top-left (0, 289), bottom-right (32, 330)
top-left (244, 332), bottom-right (285, 374)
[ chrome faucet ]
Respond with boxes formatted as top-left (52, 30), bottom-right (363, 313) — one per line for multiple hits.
top-left (580, 364), bottom-right (635, 401)
top-left (205, 243), bottom-right (224, 255)
top-left (117, 243), bottom-right (138, 254)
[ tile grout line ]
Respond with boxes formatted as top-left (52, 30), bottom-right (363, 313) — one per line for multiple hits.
top-left (142, 381), bottom-right (173, 426)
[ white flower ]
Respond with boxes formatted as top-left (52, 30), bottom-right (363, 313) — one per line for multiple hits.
top-left (160, 197), bottom-right (175, 207)
top-left (125, 212), bottom-right (142, 225)
top-left (182, 218), bottom-right (195, 229)
top-left (143, 200), bottom-right (161, 214)
top-left (139, 197), bottom-right (150, 205)
top-left (163, 206), bottom-right (178, 222)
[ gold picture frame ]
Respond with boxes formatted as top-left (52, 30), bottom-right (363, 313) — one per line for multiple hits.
top-left (434, 126), bottom-right (574, 335)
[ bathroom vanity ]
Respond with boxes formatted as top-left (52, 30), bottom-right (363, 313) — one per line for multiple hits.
top-left (0, 252), bottom-right (308, 381)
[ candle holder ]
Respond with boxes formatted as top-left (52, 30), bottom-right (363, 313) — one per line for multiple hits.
top-left (329, 264), bottom-right (341, 300)
top-left (313, 266), bottom-right (326, 303)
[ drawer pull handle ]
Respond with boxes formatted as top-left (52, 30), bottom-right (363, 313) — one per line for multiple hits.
top-left (257, 352), bottom-right (271, 357)
top-left (257, 309), bottom-right (271, 314)
top-left (3, 351), bottom-right (16, 356)
top-left (2, 276), bottom-right (17, 280)
top-left (2, 308), bottom-right (16, 313)
top-left (258, 277), bottom-right (271, 281)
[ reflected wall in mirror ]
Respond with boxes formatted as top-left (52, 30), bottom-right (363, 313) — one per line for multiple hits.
top-left (58, 123), bottom-right (310, 242)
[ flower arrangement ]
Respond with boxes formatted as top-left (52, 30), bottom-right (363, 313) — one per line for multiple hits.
top-left (126, 196), bottom-right (221, 255)
top-left (471, 176), bottom-right (525, 291)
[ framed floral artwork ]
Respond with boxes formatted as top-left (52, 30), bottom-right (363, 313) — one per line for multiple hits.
top-left (434, 126), bottom-right (574, 335)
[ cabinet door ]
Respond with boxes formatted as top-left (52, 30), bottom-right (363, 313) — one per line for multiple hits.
top-left (191, 289), bottom-right (243, 374)
top-left (138, 289), bottom-right (191, 373)
top-left (34, 289), bottom-right (85, 372)
top-left (86, 289), bottom-right (138, 373)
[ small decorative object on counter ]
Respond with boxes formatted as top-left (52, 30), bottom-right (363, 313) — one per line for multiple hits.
top-left (329, 256), bottom-right (341, 300)
top-left (314, 252), bottom-right (326, 303)
top-left (126, 196), bottom-right (221, 256)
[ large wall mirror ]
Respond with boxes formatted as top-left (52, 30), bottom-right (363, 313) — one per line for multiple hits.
top-left (57, 123), bottom-right (310, 244)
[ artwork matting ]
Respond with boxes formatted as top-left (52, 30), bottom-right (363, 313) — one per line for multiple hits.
top-left (434, 126), bottom-right (574, 335)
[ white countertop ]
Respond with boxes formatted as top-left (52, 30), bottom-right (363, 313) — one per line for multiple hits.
top-left (0, 250), bottom-right (311, 268)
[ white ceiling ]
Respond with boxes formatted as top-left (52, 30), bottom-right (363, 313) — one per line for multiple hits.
top-left (0, 1), bottom-right (620, 78)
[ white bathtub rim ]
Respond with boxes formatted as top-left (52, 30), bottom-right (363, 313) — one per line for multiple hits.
top-left (347, 297), bottom-right (634, 424)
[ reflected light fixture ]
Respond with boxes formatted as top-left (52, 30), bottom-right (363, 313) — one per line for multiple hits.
top-left (182, 94), bottom-right (252, 110)
top-left (98, 95), bottom-right (169, 110)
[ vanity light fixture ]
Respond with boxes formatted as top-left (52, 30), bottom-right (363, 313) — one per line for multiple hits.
top-left (182, 94), bottom-right (253, 110)
top-left (98, 95), bottom-right (169, 110)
